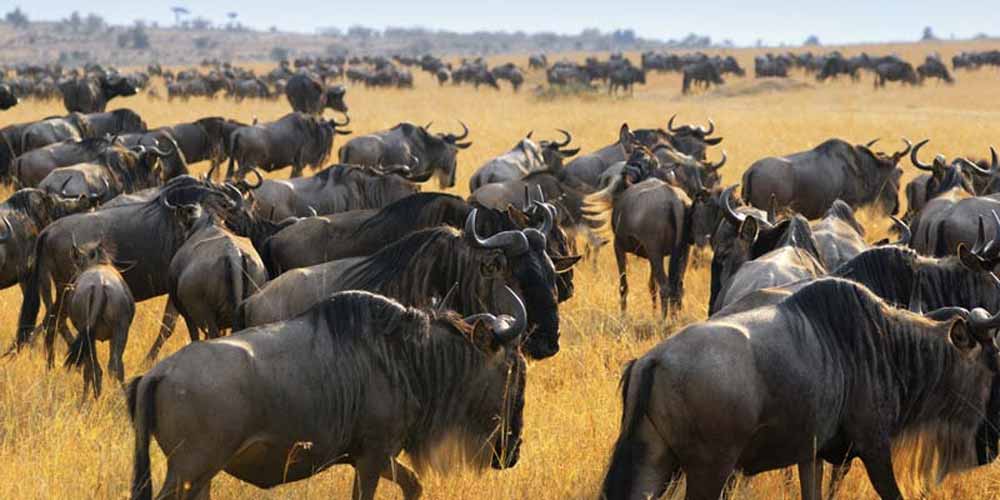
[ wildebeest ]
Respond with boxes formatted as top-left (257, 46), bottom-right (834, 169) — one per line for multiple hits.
top-left (903, 140), bottom-right (991, 220)
top-left (608, 65), bottom-right (646, 96)
top-left (238, 209), bottom-right (564, 359)
top-left (13, 177), bottom-right (237, 363)
top-left (468, 130), bottom-right (578, 191)
top-left (19, 109), bottom-right (146, 153)
top-left (124, 117), bottom-right (244, 175)
top-left (243, 163), bottom-right (418, 221)
top-left (584, 146), bottom-right (696, 317)
top-left (603, 277), bottom-right (1000, 500)
top-left (128, 288), bottom-right (527, 500)
top-left (529, 54), bottom-right (548, 69)
top-left (59, 75), bottom-right (138, 113)
top-left (810, 199), bottom-right (868, 270)
top-left (339, 122), bottom-right (471, 188)
top-left (874, 57), bottom-right (919, 88)
top-left (754, 55), bottom-right (789, 78)
top-left (226, 112), bottom-right (351, 179)
top-left (0, 83), bottom-right (19, 110)
top-left (918, 55), bottom-right (954, 84)
top-left (682, 61), bottom-right (724, 94)
top-left (492, 63), bottom-right (526, 92)
top-left (285, 73), bottom-right (348, 114)
top-left (742, 138), bottom-right (910, 218)
top-left (63, 241), bottom-right (135, 398)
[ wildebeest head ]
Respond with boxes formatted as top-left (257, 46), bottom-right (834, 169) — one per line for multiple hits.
top-left (101, 76), bottom-right (138, 99)
top-left (537, 129), bottom-right (580, 171)
top-left (465, 207), bottom-right (562, 359)
top-left (414, 121), bottom-right (472, 188)
top-left (709, 185), bottom-right (781, 310)
top-left (910, 139), bottom-right (991, 199)
top-left (655, 142), bottom-right (727, 196)
top-left (855, 138), bottom-right (912, 216)
top-left (324, 85), bottom-right (348, 113)
top-left (665, 114), bottom-right (723, 160)
top-left (505, 194), bottom-right (581, 302)
top-left (457, 284), bottom-right (528, 469)
top-left (0, 84), bottom-right (18, 110)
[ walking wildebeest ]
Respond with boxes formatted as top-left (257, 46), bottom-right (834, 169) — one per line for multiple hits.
top-left (338, 121), bottom-right (471, 188)
top-left (237, 209), bottom-right (564, 359)
top-left (874, 57), bottom-right (920, 88)
top-left (59, 75), bottom-right (138, 113)
top-left (285, 73), bottom-right (348, 114)
top-left (682, 61), bottom-right (724, 94)
top-left (63, 241), bottom-right (135, 399)
top-left (742, 138), bottom-right (910, 218)
top-left (128, 288), bottom-right (527, 500)
top-left (226, 112), bottom-right (351, 179)
top-left (468, 130), bottom-right (579, 191)
top-left (602, 277), bottom-right (1000, 500)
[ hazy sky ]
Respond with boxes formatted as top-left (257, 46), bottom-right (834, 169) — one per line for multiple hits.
top-left (13, 1), bottom-right (997, 46)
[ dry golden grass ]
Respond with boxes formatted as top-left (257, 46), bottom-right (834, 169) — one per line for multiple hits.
top-left (1, 41), bottom-right (1000, 499)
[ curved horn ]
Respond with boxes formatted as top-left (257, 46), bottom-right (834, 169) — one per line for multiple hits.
top-left (699, 118), bottom-right (715, 136)
top-left (890, 216), bottom-right (912, 245)
top-left (533, 200), bottom-right (554, 235)
top-left (244, 167), bottom-right (264, 189)
top-left (865, 138), bottom-right (880, 148)
top-left (454, 120), bottom-right (469, 141)
top-left (463, 209), bottom-right (529, 255)
top-left (0, 217), bottom-right (12, 243)
top-left (332, 112), bottom-right (350, 127)
top-left (956, 157), bottom-right (993, 177)
top-left (424, 121), bottom-right (433, 131)
top-left (493, 285), bottom-right (528, 344)
top-left (721, 185), bottom-right (746, 225)
top-left (707, 150), bottom-right (727, 171)
top-left (667, 114), bottom-right (680, 132)
top-left (148, 144), bottom-right (173, 157)
top-left (971, 215), bottom-right (987, 254)
top-left (968, 307), bottom-right (1000, 334)
top-left (991, 146), bottom-right (998, 170)
top-left (525, 130), bottom-right (533, 139)
top-left (910, 139), bottom-right (934, 171)
top-left (895, 138), bottom-right (913, 159)
top-left (554, 129), bottom-right (572, 148)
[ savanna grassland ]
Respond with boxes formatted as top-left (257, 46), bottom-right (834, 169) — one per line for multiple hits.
top-left (2, 40), bottom-right (1000, 499)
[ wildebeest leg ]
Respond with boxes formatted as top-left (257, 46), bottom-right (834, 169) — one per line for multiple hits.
top-left (651, 255), bottom-right (670, 319)
top-left (378, 457), bottom-right (423, 500)
top-left (667, 241), bottom-right (690, 315)
top-left (352, 453), bottom-right (387, 500)
top-left (798, 459), bottom-right (822, 500)
top-left (157, 466), bottom-right (214, 500)
top-left (826, 461), bottom-right (851, 500)
top-left (857, 445), bottom-right (902, 500)
top-left (684, 456), bottom-right (738, 500)
top-left (182, 315), bottom-right (201, 344)
top-left (145, 299), bottom-right (179, 362)
top-left (615, 243), bottom-right (628, 314)
top-left (45, 290), bottom-right (72, 368)
top-left (647, 266), bottom-right (658, 312)
top-left (108, 321), bottom-right (128, 387)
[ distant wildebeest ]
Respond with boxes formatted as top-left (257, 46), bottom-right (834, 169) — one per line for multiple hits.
top-left (918, 55), bottom-right (954, 84)
top-left (58, 75), bottom-right (138, 113)
top-left (237, 209), bottom-right (565, 359)
top-left (874, 57), bottom-right (919, 88)
top-left (240, 163), bottom-right (418, 221)
top-left (226, 112), bottom-right (351, 179)
top-left (492, 63), bottom-right (526, 92)
top-left (13, 177), bottom-right (237, 364)
top-left (603, 277), bottom-right (1000, 500)
top-left (227, 78), bottom-right (271, 101)
top-left (608, 65), bottom-right (646, 96)
top-left (128, 288), bottom-right (527, 500)
top-left (584, 145), bottom-right (698, 317)
top-left (529, 53), bottom-right (548, 69)
top-left (62, 241), bottom-right (135, 399)
top-left (754, 55), bottom-right (789, 78)
top-left (469, 130), bottom-right (579, 191)
top-left (146, 207), bottom-right (267, 359)
top-left (682, 61), bottom-right (724, 94)
top-left (285, 73), bottom-right (348, 114)
top-left (339, 121), bottom-right (471, 188)
top-left (20, 109), bottom-right (146, 152)
top-left (0, 84), bottom-right (19, 110)
top-left (742, 138), bottom-right (910, 218)
top-left (0, 189), bottom-right (94, 292)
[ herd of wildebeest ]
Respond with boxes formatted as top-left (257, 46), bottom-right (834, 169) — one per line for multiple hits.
top-left (1, 47), bottom-right (1000, 500)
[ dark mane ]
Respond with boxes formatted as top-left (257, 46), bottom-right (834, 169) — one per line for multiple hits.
top-left (825, 199), bottom-right (866, 236)
top-left (338, 227), bottom-right (498, 314)
top-left (813, 138), bottom-right (850, 155)
top-left (833, 245), bottom-right (918, 307)
top-left (353, 192), bottom-right (468, 236)
top-left (1, 188), bottom-right (44, 213)
top-left (752, 215), bottom-right (823, 262)
top-left (781, 277), bottom-right (986, 481)
top-left (312, 163), bottom-right (383, 185)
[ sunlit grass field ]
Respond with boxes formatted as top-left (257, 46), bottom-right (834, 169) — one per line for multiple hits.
top-left (1, 40), bottom-right (1000, 499)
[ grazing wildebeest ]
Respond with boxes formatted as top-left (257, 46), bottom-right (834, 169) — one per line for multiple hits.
top-left (609, 65), bottom-right (646, 96)
top-left (682, 61), bottom-right (724, 94)
top-left (245, 163), bottom-right (419, 221)
top-left (148, 208), bottom-right (267, 359)
top-left (338, 121), bottom-right (471, 188)
top-left (285, 73), bottom-right (348, 114)
top-left (468, 130), bottom-right (579, 191)
top-left (128, 288), bottom-right (527, 500)
top-left (13, 176), bottom-right (237, 364)
top-left (529, 54), bottom-right (548, 69)
top-left (584, 146), bottom-right (695, 317)
top-left (874, 57), bottom-right (919, 88)
top-left (237, 209), bottom-right (564, 359)
top-left (0, 83), bottom-right (19, 110)
top-left (711, 213), bottom-right (825, 313)
top-left (226, 112), bottom-right (351, 179)
top-left (59, 76), bottom-right (138, 113)
top-left (0, 189), bottom-right (94, 291)
top-left (37, 140), bottom-right (187, 203)
top-left (754, 55), bottom-right (789, 78)
top-left (742, 138), bottom-right (910, 218)
top-left (918, 55), bottom-right (954, 84)
top-left (810, 199), bottom-right (868, 270)
top-left (62, 242), bottom-right (135, 399)
top-left (602, 277), bottom-right (1000, 500)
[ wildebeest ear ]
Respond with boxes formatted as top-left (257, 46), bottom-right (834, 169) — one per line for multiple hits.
top-left (704, 137), bottom-right (723, 145)
top-left (739, 217), bottom-right (759, 242)
top-left (958, 243), bottom-right (989, 272)
top-left (619, 124), bottom-right (635, 154)
top-left (552, 255), bottom-right (582, 273)
top-left (949, 320), bottom-right (977, 352)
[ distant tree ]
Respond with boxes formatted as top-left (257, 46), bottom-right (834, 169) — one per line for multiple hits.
top-left (269, 25), bottom-right (278, 33)
top-left (190, 17), bottom-right (212, 30)
top-left (66, 11), bottom-right (82, 32)
top-left (922, 26), bottom-right (937, 41)
top-left (347, 25), bottom-right (378, 39)
top-left (84, 13), bottom-right (105, 33)
top-left (226, 12), bottom-right (237, 30)
top-left (804, 35), bottom-right (821, 46)
top-left (118, 22), bottom-right (152, 50)
top-left (171, 7), bottom-right (189, 27)
top-left (4, 7), bottom-right (30, 29)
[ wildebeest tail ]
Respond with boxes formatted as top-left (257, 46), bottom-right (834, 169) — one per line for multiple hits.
top-left (226, 134), bottom-right (240, 179)
top-left (581, 175), bottom-right (624, 238)
top-left (15, 231), bottom-right (49, 348)
top-left (258, 238), bottom-right (280, 280)
top-left (128, 374), bottom-right (161, 500)
top-left (601, 358), bottom-right (659, 499)
top-left (64, 284), bottom-right (106, 369)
